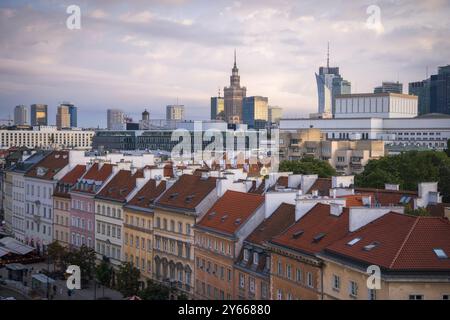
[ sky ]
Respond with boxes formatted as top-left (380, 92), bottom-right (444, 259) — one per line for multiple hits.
top-left (0, 0), bottom-right (449, 128)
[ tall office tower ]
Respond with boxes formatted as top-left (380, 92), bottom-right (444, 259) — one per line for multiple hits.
top-left (242, 96), bottom-right (268, 128)
top-left (56, 105), bottom-right (71, 129)
top-left (14, 105), bottom-right (28, 125)
top-left (210, 95), bottom-right (225, 120)
top-left (409, 79), bottom-right (431, 115)
top-left (374, 81), bottom-right (403, 94)
top-left (315, 43), bottom-right (351, 115)
top-left (224, 50), bottom-right (247, 124)
top-left (107, 109), bottom-right (126, 130)
top-left (30, 104), bottom-right (48, 126)
top-left (57, 102), bottom-right (77, 128)
top-left (268, 106), bottom-right (283, 124)
top-left (430, 65), bottom-right (450, 115)
top-left (166, 105), bottom-right (185, 121)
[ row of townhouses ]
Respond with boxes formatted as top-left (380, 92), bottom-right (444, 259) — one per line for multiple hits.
top-left (1, 151), bottom-right (449, 300)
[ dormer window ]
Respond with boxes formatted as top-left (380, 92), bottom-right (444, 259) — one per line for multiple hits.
top-left (253, 252), bottom-right (259, 265)
top-left (434, 248), bottom-right (448, 259)
top-left (243, 249), bottom-right (249, 262)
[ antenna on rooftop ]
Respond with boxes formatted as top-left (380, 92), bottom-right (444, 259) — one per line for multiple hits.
top-left (327, 41), bottom-right (330, 69)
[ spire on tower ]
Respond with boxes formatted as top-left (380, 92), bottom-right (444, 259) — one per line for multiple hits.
top-left (327, 41), bottom-right (330, 69)
top-left (234, 49), bottom-right (237, 68)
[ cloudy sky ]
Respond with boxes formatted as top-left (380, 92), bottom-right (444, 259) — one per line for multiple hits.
top-left (0, 0), bottom-right (449, 127)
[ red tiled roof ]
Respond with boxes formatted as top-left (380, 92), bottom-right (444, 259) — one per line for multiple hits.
top-left (59, 165), bottom-right (86, 184)
top-left (127, 180), bottom-right (167, 209)
top-left (83, 163), bottom-right (114, 182)
top-left (246, 203), bottom-right (296, 246)
top-left (307, 178), bottom-right (332, 196)
top-left (96, 169), bottom-right (144, 202)
top-left (25, 151), bottom-right (70, 180)
top-left (155, 174), bottom-right (217, 210)
top-left (325, 213), bottom-right (450, 271)
top-left (354, 187), bottom-right (417, 207)
top-left (197, 191), bottom-right (265, 235)
top-left (337, 194), bottom-right (370, 207)
top-left (270, 203), bottom-right (349, 255)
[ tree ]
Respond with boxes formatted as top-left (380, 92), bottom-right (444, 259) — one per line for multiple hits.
top-left (355, 151), bottom-right (450, 202)
top-left (65, 245), bottom-right (96, 285)
top-left (47, 241), bottom-right (68, 272)
top-left (279, 158), bottom-right (337, 178)
top-left (445, 139), bottom-right (450, 157)
top-left (96, 259), bottom-right (113, 287)
top-left (404, 205), bottom-right (430, 217)
top-left (116, 262), bottom-right (141, 297)
top-left (138, 280), bottom-right (170, 300)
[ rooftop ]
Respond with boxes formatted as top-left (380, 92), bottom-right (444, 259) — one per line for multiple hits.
top-left (155, 174), bottom-right (217, 211)
top-left (127, 179), bottom-right (167, 210)
top-left (324, 213), bottom-right (450, 271)
top-left (197, 190), bottom-right (265, 235)
top-left (96, 169), bottom-right (144, 202)
top-left (25, 151), bottom-right (69, 180)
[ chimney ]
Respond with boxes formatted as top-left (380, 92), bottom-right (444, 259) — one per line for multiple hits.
top-left (330, 203), bottom-right (343, 216)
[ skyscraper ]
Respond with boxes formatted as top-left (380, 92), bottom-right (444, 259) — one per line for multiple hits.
top-left (374, 81), bottom-right (403, 94)
top-left (107, 109), bottom-right (125, 130)
top-left (166, 105), bottom-right (185, 121)
top-left (210, 95), bottom-right (225, 120)
top-left (14, 105), bottom-right (28, 125)
top-left (30, 104), bottom-right (48, 126)
top-left (409, 65), bottom-right (450, 115)
top-left (315, 43), bottom-right (351, 115)
top-left (57, 102), bottom-right (77, 128)
top-left (268, 106), bottom-right (283, 124)
top-left (56, 105), bottom-right (71, 129)
top-left (242, 96), bottom-right (268, 128)
top-left (224, 50), bottom-right (247, 124)
top-left (430, 65), bottom-right (450, 115)
top-left (409, 79), bottom-right (430, 115)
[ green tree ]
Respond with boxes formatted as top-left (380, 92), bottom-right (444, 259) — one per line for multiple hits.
top-left (138, 280), bottom-right (170, 300)
top-left (47, 241), bottom-right (68, 271)
top-left (404, 205), bottom-right (430, 216)
top-left (279, 158), bottom-right (337, 178)
top-left (116, 262), bottom-right (141, 297)
top-left (355, 151), bottom-right (450, 202)
top-left (65, 245), bottom-right (96, 285)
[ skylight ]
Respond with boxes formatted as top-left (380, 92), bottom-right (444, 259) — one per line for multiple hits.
top-left (363, 241), bottom-right (379, 251)
top-left (292, 230), bottom-right (304, 239)
top-left (433, 248), bottom-right (448, 259)
top-left (347, 237), bottom-right (362, 246)
top-left (312, 232), bottom-right (326, 243)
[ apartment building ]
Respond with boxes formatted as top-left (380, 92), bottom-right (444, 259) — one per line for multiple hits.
top-left (152, 174), bottom-right (218, 296)
top-left (24, 150), bottom-right (87, 253)
top-left (279, 129), bottom-right (385, 174)
top-left (194, 191), bottom-right (265, 300)
top-left (319, 213), bottom-right (450, 300)
top-left (123, 179), bottom-right (166, 284)
top-left (53, 165), bottom-right (86, 247)
top-left (94, 168), bottom-right (149, 267)
top-left (69, 162), bottom-right (115, 250)
top-left (234, 203), bottom-right (295, 300)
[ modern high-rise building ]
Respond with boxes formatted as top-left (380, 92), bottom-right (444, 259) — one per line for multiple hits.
top-left (210, 96), bottom-right (225, 120)
top-left (430, 65), bottom-right (450, 115)
top-left (374, 81), bottom-right (403, 94)
top-left (242, 96), bottom-right (268, 128)
top-left (57, 103), bottom-right (77, 128)
top-left (30, 104), bottom-right (48, 126)
top-left (14, 105), bottom-right (28, 125)
top-left (315, 44), bottom-right (351, 116)
top-left (166, 105), bottom-right (185, 121)
top-left (268, 106), bottom-right (283, 124)
top-left (107, 109), bottom-right (125, 130)
top-left (56, 105), bottom-right (71, 129)
top-left (409, 79), bottom-right (430, 115)
top-left (224, 51), bottom-right (247, 124)
top-left (409, 65), bottom-right (450, 115)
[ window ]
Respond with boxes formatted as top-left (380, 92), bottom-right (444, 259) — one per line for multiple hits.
top-left (253, 252), bottom-right (259, 265)
top-left (296, 269), bottom-right (302, 283)
top-left (249, 277), bottom-right (255, 293)
top-left (277, 262), bottom-right (282, 275)
top-left (349, 281), bottom-right (358, 297)
top-left (277, 289), bottom-right (282, 300)
top-left (239, 273), bottom-right (245, 288)
top-left (409, 294), bottom-right (423, 300)
top-left (332, 275), bottom-right (340, 291)
top-left (243, 249), bottom-right (249, 262)
top-left (433, 248), bottom-right (448, 259)
top-left (347, 237), bottom-right (361, 246)
top-left (286, 264), bottom-right (292, 279)
top-left (186, 224), bottom-right (191, 235)
top-left (178, 222), bottom-right (183, 234)
top-left (307, 272), bottom-right (313, 288)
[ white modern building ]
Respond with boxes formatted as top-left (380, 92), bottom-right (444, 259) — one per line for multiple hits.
top-left (0, 127), bottom-right (94, 149)
top-left (334, 93), bottom-right (418, 118)
top-left (107, 109), bottom-right (126, 130)
top-left (280, 114), bottom-right (450, 150)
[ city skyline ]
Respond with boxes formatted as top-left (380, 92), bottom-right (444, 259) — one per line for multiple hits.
top-left (1, 0), bottom-right (450, 127)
